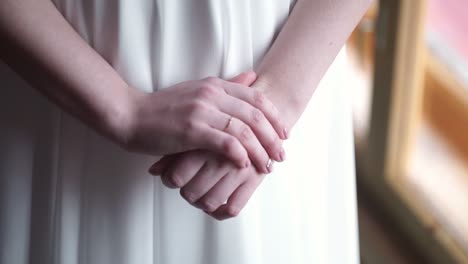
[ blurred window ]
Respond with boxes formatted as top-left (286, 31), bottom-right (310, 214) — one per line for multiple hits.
top-left (349, 0), bottom-right (468, 262)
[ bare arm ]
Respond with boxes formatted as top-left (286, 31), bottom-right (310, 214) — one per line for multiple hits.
top-left (0, 0), bottom-right (287, 169)
top-left (0, 0), bottom-right (135, 143)
top-left (254, 0), bottom-right (373, 130)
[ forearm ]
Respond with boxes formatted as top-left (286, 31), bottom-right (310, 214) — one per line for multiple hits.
top-left (254, 0), bottom-right (372, 130)
top-left (0, 0), bottom-right (138, 144)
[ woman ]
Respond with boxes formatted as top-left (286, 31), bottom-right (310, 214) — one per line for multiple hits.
top-left (0, 0), bottom-right (371, 263)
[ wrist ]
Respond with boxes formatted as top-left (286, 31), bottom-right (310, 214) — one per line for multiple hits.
top-left (108, 85), bottom-right (146, 149)
top-left (252, 77), bottom-right (299, 131)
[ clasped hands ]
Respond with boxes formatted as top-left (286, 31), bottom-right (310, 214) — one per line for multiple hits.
top-left (123, 71), bottom-right (287, 220)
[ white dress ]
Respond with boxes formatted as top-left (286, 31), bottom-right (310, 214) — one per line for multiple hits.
top-left (0, 1), bottom-right (359, 263)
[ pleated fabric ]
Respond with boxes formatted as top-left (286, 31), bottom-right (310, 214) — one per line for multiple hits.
top-left (0, 1), bottom-right (359, 263)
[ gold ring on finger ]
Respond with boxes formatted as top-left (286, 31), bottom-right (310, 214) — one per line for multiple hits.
top-left (223, 116), bottom-right (233, 131)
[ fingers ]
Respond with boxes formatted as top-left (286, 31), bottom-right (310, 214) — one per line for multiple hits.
top-left (194, 169), bottom-right (247, 213)
top-left (222, 117), bottom-right (273, 174)
top-left (191, 76), bottom-right (285, 170)
top-left (148, 154), bottom-right (178, 176)
top-left (180, 157), bottom-right (261, 218)
top-left (179, 157), bottom-right (232, 205)
top-left (159, 151), bottom-right (207, 189)
top-left (217, 94), bottom-right (284, 169)
top-left (222, 81), bottom-right (288, 140)
top-left (210, 174), bottom-right (265, 220)
top-left (155, 150), bottom-right (263, 220)
top-left (191, 123), bottom-right (250, 169)
top-left (197, 108), bottom-right (273, 174)
top-left (228, 71), bottom-right (257, 86)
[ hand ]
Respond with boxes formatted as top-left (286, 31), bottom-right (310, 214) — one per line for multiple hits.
top-left (124, 72), bottom-right (287, 172)
top-left (147, 72), bottom-right (285, 220)
top-left (150, 150), bottom-right (266, 220)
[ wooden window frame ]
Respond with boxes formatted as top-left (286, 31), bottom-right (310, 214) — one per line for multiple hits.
top-left (356, 0), bottom-right (468, 262)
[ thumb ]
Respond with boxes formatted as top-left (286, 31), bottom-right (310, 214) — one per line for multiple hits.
top-left (228, 70), bottom-right (257, 86)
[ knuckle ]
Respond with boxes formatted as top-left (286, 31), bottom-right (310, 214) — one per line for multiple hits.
top-left (239, 124), bottom-right (253, 141)
top-left (180, 188), bottom-right (197, 204)
top-left (196, 84), bottom-right (218, 99)
top-left (251, 108), bottom-right (264, 123)
top-left (168, 173), bottom-right (184, 188)
top-left (222, 137), bottom-right (237, 154)
top-left (253, 90), bottom-right (266, 107)
top-left (203, 76), bottom-right (219, 84)
top-left (182, 119), bottom-right (198, 136)
top-left (187, 100), bottom-right (207, 115)
top-left (200, 199), bottom-right (217, 213)
top-left (226, 205), bottom-right (241, 217)
top-left (183, 102), bottom-right (206, 129)
top-left (162, 175), bottom-right (177, 189)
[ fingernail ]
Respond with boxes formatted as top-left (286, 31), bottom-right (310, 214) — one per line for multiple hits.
top-left (266, 159), bottom-right (273, 173)
top-left (283, 128), bottom-right (289, 139)
top-left (279, 149), bottom-right (286, 162)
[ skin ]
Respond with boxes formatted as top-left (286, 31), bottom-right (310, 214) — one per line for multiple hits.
top-left (152, 0), bottom-right (373, 220)
top-left (0, 0), bottom-right (372, 220)
top-left (0, 0), bottom-right (287, 172)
